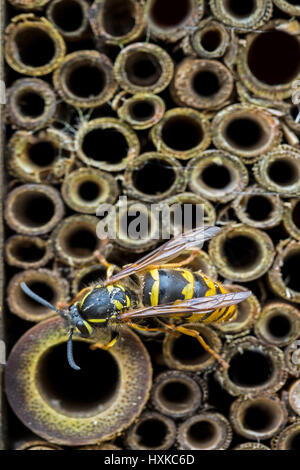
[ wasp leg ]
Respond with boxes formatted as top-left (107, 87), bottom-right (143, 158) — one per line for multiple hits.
top-left (57, 287), bottom-right (91, 309)
top-left (127, 322), bottom-right (179, 337)
top-left (93, 250), bottom-right (115, 279)
top-left (90, 330), bottom-right (119, 351)
top-left (146, 249), bottom-right (200, 270)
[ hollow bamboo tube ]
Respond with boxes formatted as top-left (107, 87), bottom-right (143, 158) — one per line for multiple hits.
top-left (237, 20), bottom-right (300, 100)
top-left (115, 92), bottom-right (165, 130)
top-left (283, 198), bottom-right (300, 240)
top-left (188, 19), bottom-right (230, 59)
top-left (4, 14), bottom-right (66, 76)
top-left (163, 323), bottom-right (222, 372)
top-left (186, 150), bottom-right (248, 202)
top-left (208, 224), bottom-right (274, 282)
top-left (230, 395), bottom-right (287, 440)
top-left (89, 0), bottom-right (145, 46)
top-left (75, 118), bottom-right (140, 172)
top-left (233, 442), bottom-right (270, 450)
top-left (125, 412), bottom-right (176, 450)
top-left (171, 58), bottom-right (234, 110)
top-left (114, 42), bottom-right (174, 94)
top-left (268, 239), bottom-right (300, 303)
top-left (255, 302), bottom-right (300, 347)
top-left (47, 0), bottom-right (90, 41)
top-left (150, 108), bottom-right (211, 160)
top-left (6, 78), bottom-right (56, 131)
top-left (212, 104), bottom-right (282, 164)
top-left (216, 336), bottom-right (287, 396)
top-left (5, 235), bottom-right (53, 269)
top-left (5, 184), bottom-right (64, 235)
top-left (271, 421), bottom-right (300, 450)
top-left (273, 0), bottom-right (300, 16)
top-left (288, 379), bottom-right (300, 416)
top-left (177, 412), bottom-right (232, 450)
top-left (62, 168), bottom-right (119, 214)
top-left (253, 145), bottom-right (300, 196)
top-left (284, 342), bottom-right (300, 378)
top-left (123, 152), bottom-right (186, 203)
top-left (210, 0), bottom-right (272, 31)
top-left (5, 317), bottom-right (152, 446)
top-left (7, 0), bottom-right (50, 9)
top-left (151, 370), bottom-right (202, 418)
top-left (7, 269), bottom-right (69, 322)
top-left (8, 128), bottom-right (74, 184)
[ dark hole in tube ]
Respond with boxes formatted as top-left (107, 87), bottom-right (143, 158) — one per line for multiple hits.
top-left (192, 71), bottom-right (220, 97)
top-left (28, 141), bottom-right (57, 167)
top-left (162, 116), bottom-right (203, 151)
top-left (17, 91), bottom-right (45, 118)
top-left (129, 100), bottom-right (155, 121)
top-left (125, 52), bottom-right (162, 86)
top-left (78, 267), bottom-right (107, 291)
top-left (22, 281), bottom-right (55, 311)
top-left (15, 28), bottom-right (56, 67)
top-left (103, 0), bottom-right (135, 36)
top-left (149, 0), bottom-right (191, 28)
top-left (51, 0), bottom-right (83, 32)
top-left (292, 200), bottom-right (300, 229)
top-left (282, 252), bottom-right (300, 292)
top-left (172, 333), bottom-right (211, 365)
top-left (267, 159), bottom-right (300, 186)
top-left (243, 403), bottom-right (276, 432)
top-left (267, 315), bottom-right (292, 339)
top-left (187, 421), bottom-right (217, 448)
top-left (63, 227), bottom-right (98, 257)
top-left (11, 240), bottom-right (45, 263)
top-left (132, 159), bottom-right (176, 195)
top-left (201, 30), bottom-right (222, 52)
top-left (136, 418), bottom-right (168, 448)
top-left (82, 128), bottom-right (128, 164)
top-left (228, 350), bottom-right (273, 387)
top-left (287, 432), bottom-right (300, 450)
top-left (201, 164), bottom-right (231, 189)
top-left (224, 0), bottom-right (255, 17)
top-left (245, 196), bottom-right (273, 221)
top-left (78, 181), bottom-right (101, 201)
top-left (67, 65), bottom-right (106, 98)
top-left (13, 193), bottom-right (55, 227)
top-left (160, 381), bottom-right (193, 406)
top-left (223, 235), bottom-right (261, 270)
top-left (225, 118), bottom-right (264, 150)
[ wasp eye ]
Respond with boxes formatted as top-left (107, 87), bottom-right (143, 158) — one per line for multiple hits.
top-left (76, 320), bottom-right (93, 337)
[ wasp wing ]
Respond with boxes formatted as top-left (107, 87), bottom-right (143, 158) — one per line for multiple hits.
top-left (119, 291), bottom-right (251, 321)
top-left (104, 225), bottom-right (221, 286)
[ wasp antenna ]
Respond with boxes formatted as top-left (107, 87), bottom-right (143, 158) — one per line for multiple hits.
top-left (20, 282), bottom-right (68, 320)
top-left (67, 330), bottom-right (81, 371)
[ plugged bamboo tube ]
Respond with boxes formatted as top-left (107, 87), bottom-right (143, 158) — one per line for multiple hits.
top-left (5, 235), bottom-right (53, 269)
top-left (285, 342), bottom-right (300, 378)
top-left (47, 0), bottom-right (89, 41)
top-left (213, 285), bottom-right (260, 336)
top-left (7, 0), bottom-right (50, 10)
top-left (151, 371), bottom-right (202, 418)
top-left (271, 422), bottom-right (300, 450)
top-left (62, 168), bottom-right (119, 214)
top-left (53, 51), bottom-right (117, 109)
top-left (75, 118), bottom-right (140, 172)
top-left (145, 0), bottom-right (203, 42)
top-left (8, 128), bottom-right (74, 184)
top-left (52, 215), bottom-right (102, 266)
top-left (233, 442), bottom-right (270, 450)
top-left (212, 104), bottom-right (281, 164)
top-left (5, 184), bottom-right (64, 235)
top-left (125, 412), bottom-right (176, 450)
top-left (237, 20), bottom-right (300, 100)
top-left (255, 302), bottom-right (300, 347)
top-left (288, 379), bottom-right (300, 416)
top-left (163, 323), bottom-right (222, 372)
top-left (177, 412), bottom-right (232, 450)
top-left (216, 336), bottom-right (287, 396)
top-left (171, 58), bottom-right (234, 110)
top-left (150, 108), bottom-right (211, 160)
top-left (114, 43), bottom-right (174, 94)
top-left (6, 78), bottom-right (56, 131)
top-left (283, 198), bottom-right (300, 240)
top-left (209, 224), bottom-right (274, 282)
top-left (186, 150), bottom-right (248, 203)
top-left (89, 0), bottom-right (145, 46)
top-left (5, 316), bottom-right (152, 446)
top-left (4, 14), bottom-right (66, 76)
top-left (230, 395), bottom-right (287, 441)
top-left (233, 185), bottom-right (283, 229)
top-left (268, 240), bottom-right (300, 303)
top-left (273, 0), bottom-right (300, 16)
top-left (115, 92), bottom-right (165, 130)
top-left (124, 152), bottom-right (186, 203)
top-left (7, 269), bottom-right (68, 322)
top-left (253, 145), bottom-right (300, 196)
top-left (187, 19), bottom-right (230, 59)
top-left (16, 440), bottom-right (62, 450)
top-left (210, 0), bottom-right (272, 30)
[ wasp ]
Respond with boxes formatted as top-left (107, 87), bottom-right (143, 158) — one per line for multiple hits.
top-left (21, 226), bottom-right (251, 370)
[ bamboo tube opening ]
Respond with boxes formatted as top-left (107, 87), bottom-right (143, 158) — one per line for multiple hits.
top-left (229, 350), bottom-right (273, 388)
top-left (292, 200), bottom-right (300, 229)
top-left (223, 236), bottom-right (259, 269)
top-left (269, 241), bottom-right (300, 302)
top-left (102, 0), bottom-right (135, 36)
top-left (225, 117), bottom-right (268, 151)
top-left (129, 100), bottom-right (155, 122)
top-left (133, 159), bottom-right (175, 194)
top-left (83, 129), bottom-right (127, 164)
top-left (267, 158), bottom-right (299, 187)
top-left (47, 0), bottom-right (87, 36)
top-left (56, 224), bottom-right (98, 259)
top-left (28, 141), bottom-right (58, 167)
top-left (187, 421), bottom-right (218, 448)
top-left (67, 65), bottom-right (106, 99)
top-left (17, 91), bottom-right (45, 118)
top-left (149, 0), bottom-right (191, 28)
top-left (281, 252), bottom-right (300, 292)
top-left (72, 265), bottom-right (108, 295)
top-left (243, 196), bottom-right (272, 221)
top-left (255, 303), bottom-right (300, 346)
top-left (12, 193), bottom-right (53, 227)
top-left (286, 431), bottom-right (300, 450)
top-left (272, 423), bottom-right (300, 450)
top-left (5, 235), bottom-right (52, 269)
top-left (124, 52), bottom-right (162, 87)
top-left (233, 188), bottom-right (283, 228)
top-left (162, 116), bottom-right (203, 151)
top-left (15, 27), bottom-right (56, 67)
top-left (178, 413), bottom-right (232, 450)
top-left (224, 0), bottom-right (256, 17)
top-left (201, 29), bottom-right (222, 52)
top-left (126, 412), bottom-right (176, 450)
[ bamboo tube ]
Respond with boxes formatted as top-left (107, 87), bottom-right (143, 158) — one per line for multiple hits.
top-left (150, 108), bottom-right (211, 160)
top-left (7, 269), bottom-right (69, 322)
top-left (288, 379), bottom-right (300, 416)
top-left (8, 128), bottom-right (74, 184)
top-left (230, 395), bottom-right (287, 440)
top-left (171, 58), bottom-right (234, 110)
top-left (233, 442), bottom-right (270, 450)
top-left (187, 19), bottom-right (230, 59)
top-left (268, 239), bottom-right (300, 303)
top-left (75, 117), bottom-right (140, 172)
top-left (7, 0), bottom-right (50, 10)
top-left (16, 440), bottom-right (62, 450)
top-left (285, 105), bottom-right (300, 136)
top-left (212, 104), bottom-right (282, 164)
top-left (5, 184), bottom-right (64, 235)
top-left (53, 51), bottom-right (117, 108)
top-left (255, 302), bottom-right (300, 347)
top-left (163, 323), bottom-right (222, 372)
top-left (6, 78), bottom-right (56, 131)
top-left (208, 224), bottom-right (274, 282)
top-left (273, 0), bottom-right (300, 16)
top-left (177, 412), bottom-right (232, 450)
top-left (5, 317), bottom-right (152, 446)
top-left (210, 0), bottom-right (272, 31)
top-left (237, 20), bottom-right (300, 100)
top-left (79, 443), bottom-right (121, 450)
top-left (186, 150), bottom-right (248, 203)
top-left (89, 0), bottom-right (145, 46)
top-left (114, 92), bottom-right (165, 130)
top-left (253, 145), bottom-right (300, 196)
top-left (145, 0), bottom-right (203, 42)
top-left (271, 421), bottom-right (300, 450)
top-left (125, 411), bottom-right (176, 450)
top-left (123, 152), bottom-right (186, 203)
top-left (5, 235), bottom-right (53, 269)
top-left (114, 43), bottom-right (174, 94)
top-left (284, 342), bottom-right (300, 378)
top-left (46, 0), bottom-right (90, 41)
top-left (62, 168), bottom-right (119, 214)
top-left (216, 336), bottom-right (287, 396)
top-left (151, 370), bottom-right (202, 418)
top-left (72, 264), bottom-right (120, 296)
top-left (283, 198), bottom-right (300, 240)
top-left (4, 14), bottom-right (66, 76)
